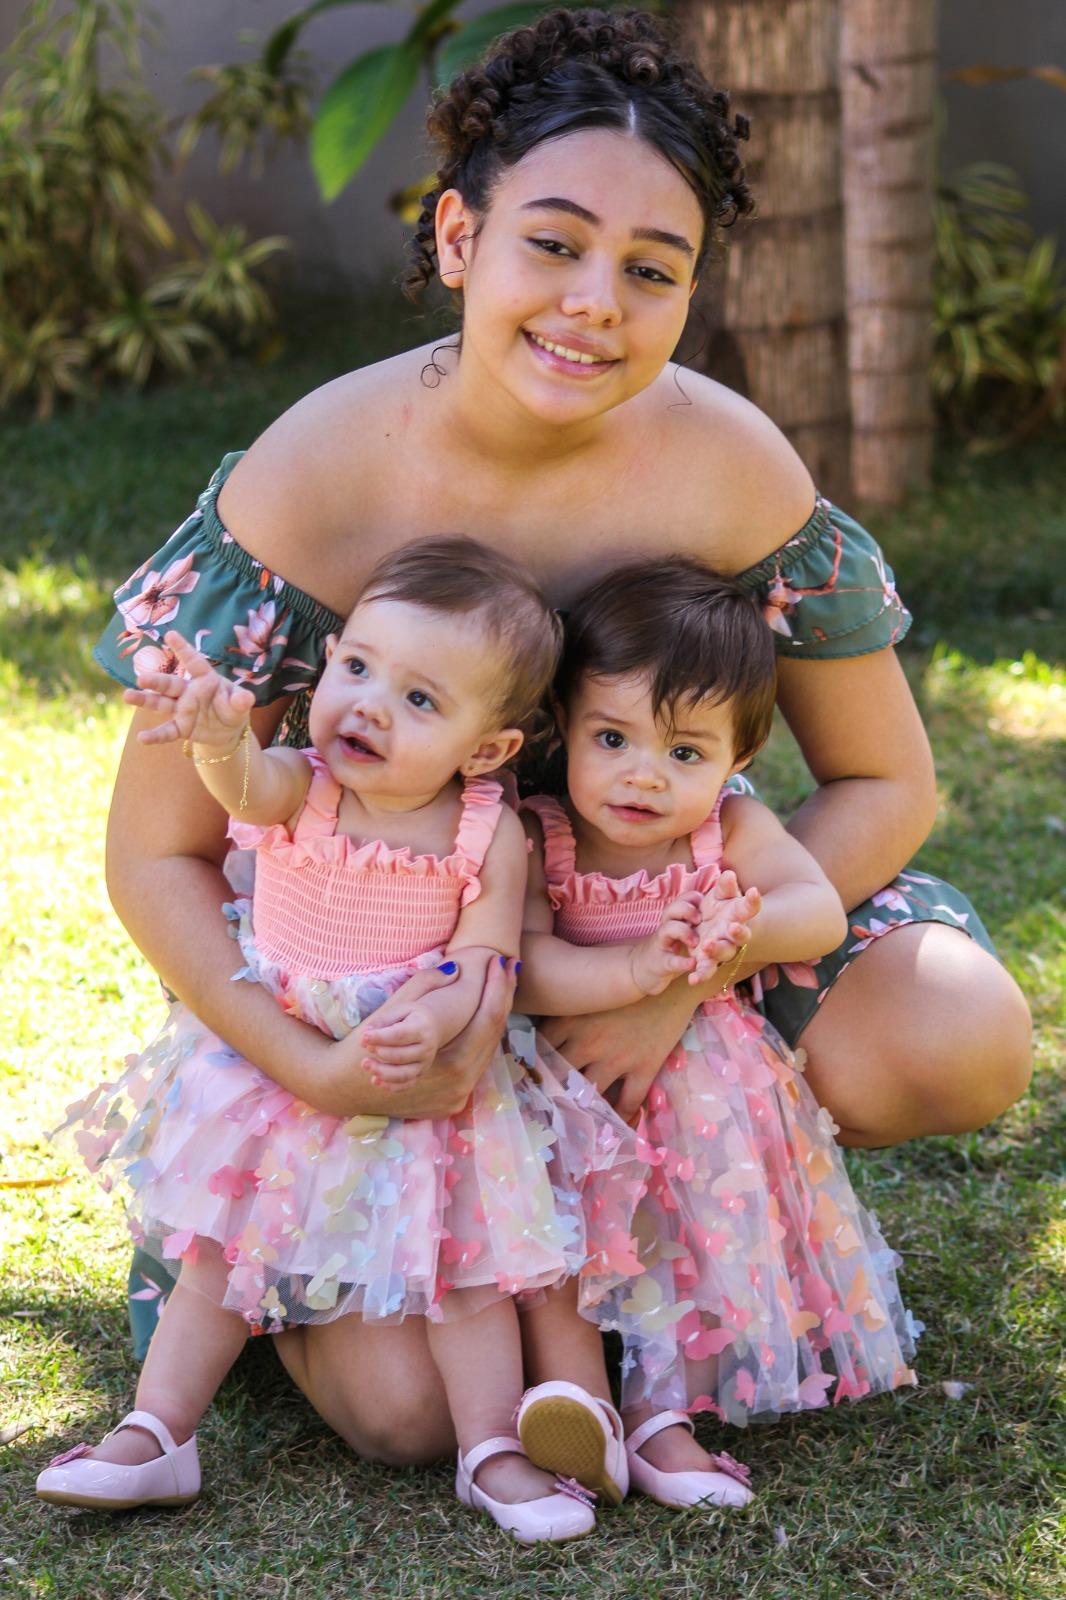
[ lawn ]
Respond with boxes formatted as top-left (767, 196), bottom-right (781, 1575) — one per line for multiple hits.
top-left (1, 308), bottom-right (1063, 1599)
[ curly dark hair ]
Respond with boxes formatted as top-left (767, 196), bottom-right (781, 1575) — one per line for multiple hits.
top-left (403, 6), bottom-right (753, 301)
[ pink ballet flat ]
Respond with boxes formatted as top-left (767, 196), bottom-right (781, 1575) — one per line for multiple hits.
top-left (35, 1410), bottom-right (201, 1511)
top-left (455, 1434), bottom-right (596, 1543)
top-left (516, 1380), bottom-right (629, 1506)
top-left (626, 1411), bottom-right (754, 1510)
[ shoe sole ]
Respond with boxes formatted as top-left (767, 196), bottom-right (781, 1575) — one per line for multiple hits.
top-left (36, 1489), bottom-right (199, 1510)
top-left (518, 1396), bottom-right (625, 1507)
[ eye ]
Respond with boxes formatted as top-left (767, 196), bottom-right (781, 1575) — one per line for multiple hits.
top-left (407, 689), bottom-right (436, 711)
top-left (629, 264), bottom-right (676, 285)
top-left (346, 656), bottom-right (367, 677)
top-left (670, 745), bottom-right (702, 764)
top-left (595, 729), bottom-right (627, 750)
top-left (529, 236), bottom-right (576, 259)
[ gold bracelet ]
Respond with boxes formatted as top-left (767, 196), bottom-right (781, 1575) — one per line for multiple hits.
top-left (186, 725), bottom-right (252, 812)
top-left (716, 938), bottom-right (751, 990)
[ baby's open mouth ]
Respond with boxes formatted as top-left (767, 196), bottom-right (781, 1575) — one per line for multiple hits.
top-left (340, 733), bottom-right (383, 761)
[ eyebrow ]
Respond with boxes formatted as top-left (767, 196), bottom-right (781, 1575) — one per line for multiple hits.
top-left (520, 197), bottom-right (695, 258)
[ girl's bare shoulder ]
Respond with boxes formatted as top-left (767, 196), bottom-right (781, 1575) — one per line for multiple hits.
top-left (636, 366), bottom-right (817, 572)
top-left (215, 344), bottom-right (438, 584)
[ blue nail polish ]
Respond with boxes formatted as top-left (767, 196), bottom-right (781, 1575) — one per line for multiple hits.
top-left (438, 960), bottom-right (457, 974)
top-left (498, 955), bottom-right (508, 967)
top-left (515, 960), bottom-right (522, 973)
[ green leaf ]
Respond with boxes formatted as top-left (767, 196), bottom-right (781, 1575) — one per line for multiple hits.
top-left (264, 0), bottom-right (378, 77)
top-left (311, 40), bottom-right (422, 201)
top-left (410, 0), bottom-right (462, 50)
top-left (434, 3), bottom-right (552, 87)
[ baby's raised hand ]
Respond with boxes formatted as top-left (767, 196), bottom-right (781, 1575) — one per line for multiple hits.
top-left (629, 892), bottom-right (702, 996)
top-left (360, 1003), bottom-right (443, 1088)
top-left (124, 629), bottom-right (255, 749)
top-left (689, 871), bottom-right (761, 985)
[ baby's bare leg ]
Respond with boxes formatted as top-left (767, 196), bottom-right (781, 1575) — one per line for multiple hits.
top-left (427, 1298), bottom-right (558, 1504)
top-left (93, 1243), bottom-right (247, 1465)
top-left (520, 1279), bottom-right (613, 1400)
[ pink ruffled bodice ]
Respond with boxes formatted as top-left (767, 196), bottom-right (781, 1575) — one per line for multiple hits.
top-left (522, 794), bottom-right (726, 946)
top-left (229, 754), bottom-right (502, 977)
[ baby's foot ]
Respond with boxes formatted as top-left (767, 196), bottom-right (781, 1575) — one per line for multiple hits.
top-left (474, 1451), bottom-right (561, 1505)
top-left (631, 1421), bottom-right (718, 1474)
top-left (89, 1424), bottom-right (165, 1467)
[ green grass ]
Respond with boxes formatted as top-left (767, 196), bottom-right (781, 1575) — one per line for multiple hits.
top-left (1, 321), bottom-right (1063, 1598)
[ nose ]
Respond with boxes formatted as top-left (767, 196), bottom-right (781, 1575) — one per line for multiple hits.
top-left (559, 257), bottom-right (622, 328)
top-left (625, 759), bottom-right (665, 791)
top-left (355, 685), bottom-right (391, 729)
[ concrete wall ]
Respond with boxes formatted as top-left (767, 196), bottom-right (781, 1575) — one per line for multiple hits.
top-left (2, 1), bottom-right (1063, 287)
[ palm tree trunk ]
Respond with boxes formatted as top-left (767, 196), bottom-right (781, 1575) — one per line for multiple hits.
top-left (680, 0), bottom-right (852, 503)
top-left (841, 0), bottom-right (937, 503)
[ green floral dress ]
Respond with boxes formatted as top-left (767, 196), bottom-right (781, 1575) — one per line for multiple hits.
top-left (94, 453), bottom-right (993, 1359)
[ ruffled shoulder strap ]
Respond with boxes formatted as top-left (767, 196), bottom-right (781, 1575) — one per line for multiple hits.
top-left (291, 748), bottom-right (343, 841)
top-left (521, 795), bottom-right (577, 883)
top-left (92, 453), bottom-right (344, 749)
top-left (690, 789), bottom-right (728, 869)
top-left (452, 777), bottom-right (505, 902)
top-left (733, 495), bottom-right (912, 659)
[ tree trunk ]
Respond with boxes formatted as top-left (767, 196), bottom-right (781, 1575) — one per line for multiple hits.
top-left (841, 0), bottom-right (937, 503)
top-left (679, 0), bottom-right (852, 504)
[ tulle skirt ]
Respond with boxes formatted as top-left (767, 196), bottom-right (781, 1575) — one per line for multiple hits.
top-left (58, 929), bottom-right (643, 1330)
top-left (587, 994), bottom-right (921, 1422)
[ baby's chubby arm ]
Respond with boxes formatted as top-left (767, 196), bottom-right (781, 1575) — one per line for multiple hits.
top-left (709, 794), bottom-right (848, 979)
top-left (125, 629), bottom-right (312, 826)
top-left (514, 816), bottom-right (700, 1016)
top-left (359, 806), bottom-right (526, 1087)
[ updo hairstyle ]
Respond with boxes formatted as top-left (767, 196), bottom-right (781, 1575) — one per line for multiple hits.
top-left (404, 7), bottom-right (753, 301)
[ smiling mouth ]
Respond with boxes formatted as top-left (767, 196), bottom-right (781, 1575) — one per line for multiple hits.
top-left (524, 330), bottom-right (619, 373)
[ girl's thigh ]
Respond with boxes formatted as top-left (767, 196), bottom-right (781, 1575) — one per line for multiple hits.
top-left (797, 921), bottom-right (1031, 1146)
top-left (273, 1315), bottom-right (456, 1466)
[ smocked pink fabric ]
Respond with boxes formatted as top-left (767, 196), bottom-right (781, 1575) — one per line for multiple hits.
top-left (524, 790), bottom-right (920, 1424)
top-left (522, 794), bottom-right (726, 947)
top-left (229, 754), bottom-right (500, 976)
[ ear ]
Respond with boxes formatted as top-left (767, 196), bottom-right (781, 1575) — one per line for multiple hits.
top-left (688, 276), bottom-right (700, 299)
top-left (460, 727), bottom-right (524, 777)
top-left (323, 633), bottom-right (338, 661)
top-left (550, 694), bottom-right (568, 739)
top-left (435, 188), bottom-right (477, 288)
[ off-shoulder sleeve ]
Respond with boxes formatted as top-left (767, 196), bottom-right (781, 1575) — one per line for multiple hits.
top-left (734, 496), bottom-right (912, 658)
top-left (93, 452), bottom-right (345, 706)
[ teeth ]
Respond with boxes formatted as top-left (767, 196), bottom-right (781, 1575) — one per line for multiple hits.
top-left (530, 333), bottom-right (602, 365)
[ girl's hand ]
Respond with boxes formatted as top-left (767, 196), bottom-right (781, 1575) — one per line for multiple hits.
top-left (360, 1003), bottom-right (443, 1089)
top-left (541, 983), bottom-right (708, 1123)
top-left (628, 892), bottom-right (701, 996)
top-left (690, 871), bottom-right (761, 984)
top-left (325, 958), bottom-right (518, 1119)
top-left (124, 629), bottom-right (255, 749)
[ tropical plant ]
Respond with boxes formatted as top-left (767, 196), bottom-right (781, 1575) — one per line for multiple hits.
top-left (0, 0), bottom-right (287, 417)
top-left (183, 0), bottom-right (565, 205)
top-left (932, 163), bottom-right (1066, 445)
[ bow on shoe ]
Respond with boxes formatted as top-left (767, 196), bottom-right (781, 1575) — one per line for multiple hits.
top-left (47, 1443), bottom-right (92, 1467)
top-left (708, 1451), bottom-right (751, 1487)
top-left (554, 1476), bottom-right (597, 1509)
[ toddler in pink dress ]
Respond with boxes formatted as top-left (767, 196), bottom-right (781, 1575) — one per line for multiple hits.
top-left (513, 557), bottom-right (920, 1513)
top-left (40, 538), bottom-right (640, 1543)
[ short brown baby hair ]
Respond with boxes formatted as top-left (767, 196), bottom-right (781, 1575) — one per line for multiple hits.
top-left (555, 557), bottom-right (777, 766)
top-left (358, 536), bottom-right (562, 736)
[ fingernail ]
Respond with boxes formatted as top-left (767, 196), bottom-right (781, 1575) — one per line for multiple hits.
top-left (498, 955), bottom-right (508, 967)
top-left (438, 961), bottom-right (457, 974)
top-left (514, 960), bottom-right (522, 973)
